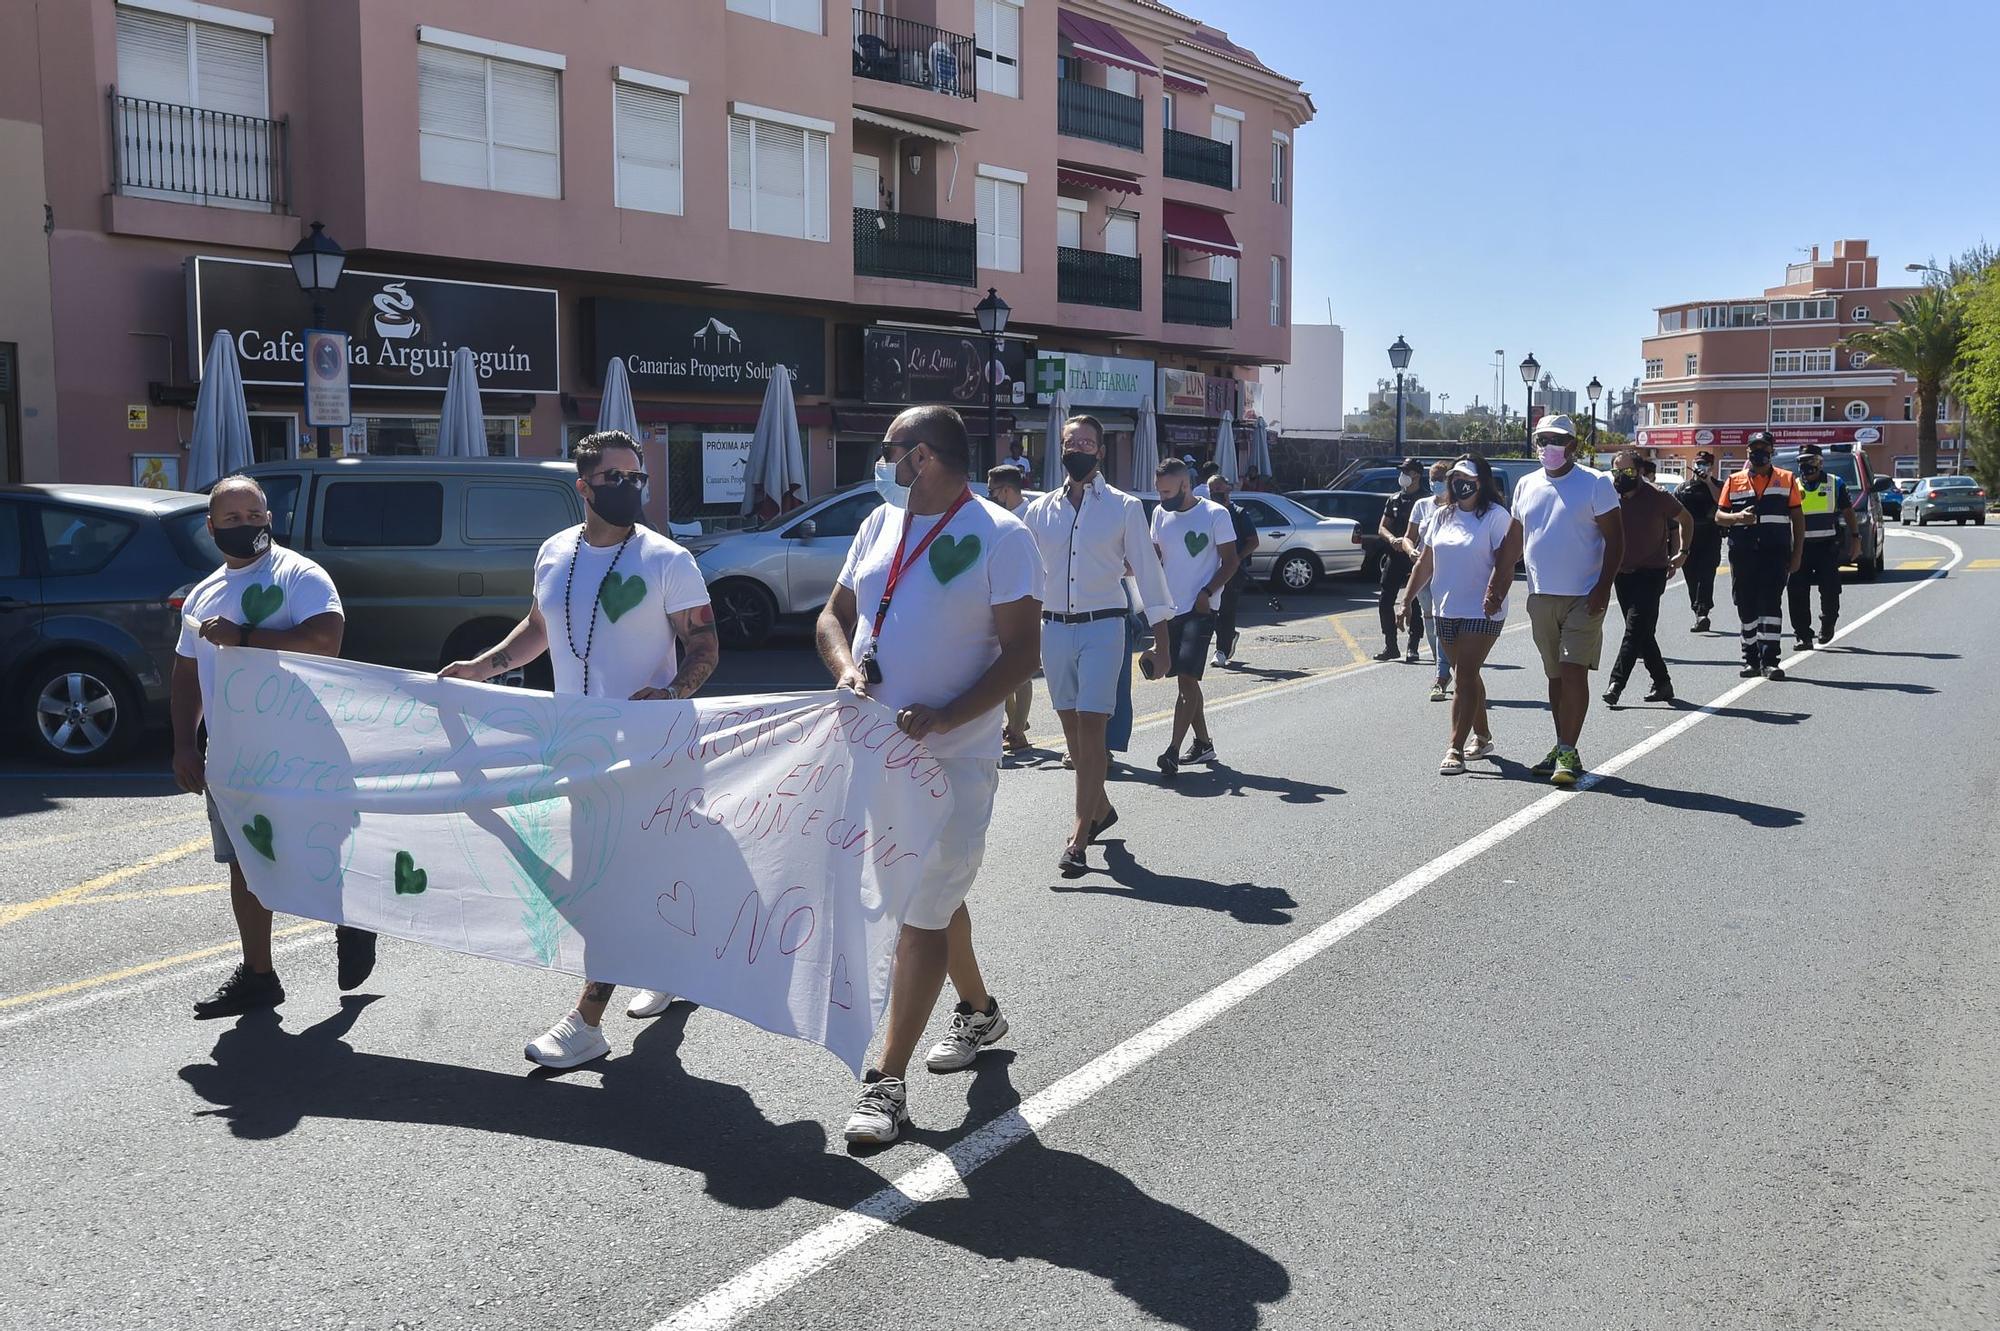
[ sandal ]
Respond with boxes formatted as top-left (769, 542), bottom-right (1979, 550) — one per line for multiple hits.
top-left (1438, 749), bottom-right (1466, 775)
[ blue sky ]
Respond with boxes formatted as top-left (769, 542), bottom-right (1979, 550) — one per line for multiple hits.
top-left (1215, 0), bottom-right (2000, 419)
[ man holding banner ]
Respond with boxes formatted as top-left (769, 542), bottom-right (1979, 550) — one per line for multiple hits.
top-left (817, 406), bottom-right (1043, 1145)
top-left (442, 430), bottom-right (718, 1068)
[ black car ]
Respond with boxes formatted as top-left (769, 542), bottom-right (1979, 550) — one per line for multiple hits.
top-left (1, 484), bottom-right (221, 764)
top-left (1288, 489), bottom-right (1390, 579)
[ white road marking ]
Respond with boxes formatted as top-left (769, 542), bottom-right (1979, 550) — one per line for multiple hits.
top-left (0, 928), bottom-right (331, 1033)
top-left (651, 532), bottom-right (1965, 1331)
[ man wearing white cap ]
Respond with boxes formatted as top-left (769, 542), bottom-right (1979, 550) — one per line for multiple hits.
top-left (1508, 415), bottom-right (1624, 787)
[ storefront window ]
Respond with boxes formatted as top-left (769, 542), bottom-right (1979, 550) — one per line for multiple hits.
top-left (348, 415), bottom-right (518, 457)
top-left (659, 423), bottom-right (812, 529)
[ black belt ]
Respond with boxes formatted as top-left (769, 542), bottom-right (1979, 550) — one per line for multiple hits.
top-left (1042, 608), bottom-right (1125, 624)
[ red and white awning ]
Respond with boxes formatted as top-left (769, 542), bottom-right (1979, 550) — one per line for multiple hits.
top-left (1163, 200), bottom-right (1239, 258)
top-left (1162, 69), bottom-right (1207, 95)
top-left (1057, 164), bottom-right (1143, 196)
top-left (1057, 11), bottom-right (1159, 78)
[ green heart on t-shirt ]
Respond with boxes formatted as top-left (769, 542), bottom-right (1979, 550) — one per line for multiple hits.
top-left (240, 583), bottom-right (284, 626)
top-left (1183, 531), bottom-right (1210, 558)
top-left (930, 534), bottom-right (981, 583)
top-left (599, 571), bottom-right (648, 622)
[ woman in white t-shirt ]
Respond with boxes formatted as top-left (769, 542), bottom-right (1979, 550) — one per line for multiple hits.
top-left (1399, 457), bottom-right (1521, 774)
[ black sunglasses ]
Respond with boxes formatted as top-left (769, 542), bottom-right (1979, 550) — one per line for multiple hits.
top-left (592, 468), bottom-right (649, 487)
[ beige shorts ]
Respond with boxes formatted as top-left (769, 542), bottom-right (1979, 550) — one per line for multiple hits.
top-left (1527, 593), bottom-right (1606, 676)
top-left (903, 758), bottom-right (999, 931)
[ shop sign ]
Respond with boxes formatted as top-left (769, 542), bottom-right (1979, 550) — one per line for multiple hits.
top-left (1239, 379), bottom-right (1265, 422)
top-left (1036, 352), bottom-right (1152, 409)
top-left (1205, 375), bottom-right (1238, 419)
top-left (1638, 424), bottom-right (1885, 449)
top-left (702, 432), bottom-right (754, 504)
top-left (303, 330), bottom-right (351, 428)
top-left (583, 299), bottom-right (825, 397)
top-left (1158, 368), bottom-right (1207, 415)
top-left (191, 257), bottom-right (559, 393)
top-left (126, 405), bottom-right (149, 430)
top-left (863, 328), bottom-right (1032, 408)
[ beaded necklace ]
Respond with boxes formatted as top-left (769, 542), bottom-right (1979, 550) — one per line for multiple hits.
top-left (563, 524), bottom-right (635, 694)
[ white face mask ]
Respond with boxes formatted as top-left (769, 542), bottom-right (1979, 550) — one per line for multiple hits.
top-left (874, 459), bottom-right (910, 510)
top-left (1400, 473), bottom-right (1420, 492)
top-left (1540, 443), bottom-right (1570, 471)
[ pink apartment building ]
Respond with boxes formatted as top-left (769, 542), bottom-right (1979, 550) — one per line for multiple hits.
top-left (0, 0), bottom-right (1313, 521)
top-left (1635, 239), bottom-right (1947, 478)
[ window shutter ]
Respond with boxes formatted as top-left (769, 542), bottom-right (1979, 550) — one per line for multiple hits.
top-left (728, 116), bottom-right (754, 229)
top-left (1212, 255), bottom-right (1236, 315)
top-left (976, 176), bottom-right (996, 270)
top-left (1105, 210), bottom-right (1137, 258)
top-left (853, 156), bottom-right (881, 212)
top-left (1269, 257), bottom-right (1282, 325)
top-left (805, 128), bottom-right (830, 241)
top-left (997, 180), bottom-right (1022, 272)
top-left (418, 45), bottom-right (490, 188)
top-left (489, 60), bottom-right (560, 198)
top-left (775, 0), bottom-right (821, 32)
top-left (116, 9), bottom-right (191, 103)
top-left (1056, 206), bottom-right (1081, 250)
top-left (193, 23), bottom-right (266, 116)
top-left (753, 121), bottom-right (807, 239)
top-left (615, 82), bottom-right (682, 214)
top-left (993, 1), bottom-right (1020, 96)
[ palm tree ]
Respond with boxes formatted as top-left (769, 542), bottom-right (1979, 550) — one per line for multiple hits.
top-left (1845, 287), bottom-right (1966, 476)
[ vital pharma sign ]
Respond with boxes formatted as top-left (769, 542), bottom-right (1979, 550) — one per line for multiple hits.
top-left (1036, 352), bottom-right (1153, 410)
top-left (190, 257), bottom-right (560, 393)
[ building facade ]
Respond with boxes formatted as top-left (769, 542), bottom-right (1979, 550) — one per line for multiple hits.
top-left (1260, 322), bottom-right (1342, 435)
top-left (1, 0), bottom-right (1311, 516)
top-left (1636, 239), bottom-right (1942, 476)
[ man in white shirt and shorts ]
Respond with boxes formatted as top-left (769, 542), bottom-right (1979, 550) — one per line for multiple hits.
top-left (1149, 459), bottom-right (1239, 777)
top-left (817, 405), bottom-right (1044, 1146)
top-left (441, 430), bottom-right (719, 1068)
top-left (1021, 414), bottom-right (1171, 876)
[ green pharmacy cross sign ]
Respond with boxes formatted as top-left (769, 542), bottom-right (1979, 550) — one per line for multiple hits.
top-left (1033, 356), bottom-right (1068, 399)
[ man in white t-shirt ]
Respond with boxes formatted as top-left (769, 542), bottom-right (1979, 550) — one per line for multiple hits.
top-left (1508, 415), bottom-right (1625, 787)
top-left (1149, 458), bottom-right (1239, 776)
top-left (441, 431), bottom-right (718, 1068)
top-left (818, 405), bottom-right (1043, 1146)
top-left (173, 476), bottom-right (362, 1019)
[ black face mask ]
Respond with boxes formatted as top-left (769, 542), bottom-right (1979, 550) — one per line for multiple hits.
top-left (1748, 449), bottom-right (1772, 468)
top-left (1061, 451), bottom-right (1098, 482)
top-left (588, 479), bottom-right (646, 528)
top-left (1613, 473), bottom-right (1640, 494)
top-left (1447, 476), bottom-right (1478, 502)
top-left (1166, 489), bottom-right (1194, 511)
top-left (212, 522), bottom-right (271, 560)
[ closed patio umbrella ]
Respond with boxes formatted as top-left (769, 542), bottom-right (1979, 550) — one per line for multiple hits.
top-left (186, 329), bottom-right (253, 492)
top-left (1130, 394), bottom-right (1160, 491)
top-left (1214, 409), bottom-right (1239, 484)
top-left (1249, 414), bottom-right (1273, 484)
top-left (1043, 387), bottom-right (1068, 490)
top-left (436, 346), bottom-right (487, 457)
top-left (744, 363), bottom-right (804, 518)
top-left (594, 357), bottom-right (640, 441)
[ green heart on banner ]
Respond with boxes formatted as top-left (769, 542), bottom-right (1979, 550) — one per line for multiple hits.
top-left (929, 534), bottom-right (981, 584)
top-left (240, 813), bottom-right (276, 861)
top-left (240, 583), bottom-right (284, 627)
top-left (393, 849), bottom-right (428, 896)
top-left (1184, 531), bottom-right (1210, 558)
top-left (599, 572), bottom-right (648, 622)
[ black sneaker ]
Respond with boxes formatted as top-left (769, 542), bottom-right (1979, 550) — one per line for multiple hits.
top-left (1820, 622), bottom-right (1836, 644)
top-left (1602, 683), bottom-right (1623, 707)
top-left (1644, 683), bottom-right (1675, 703)
top-left (194, 964), bottom-right (284, 1020)
top-left (1058, 845), bottom-right (1089, 877)
top-left (1403, 649), bottom-right (1421, 665)
top-left (1181, 738), bottom-right (1218, 766)
top-left (1156, 748), bottom-right (1180, 778)
top-left (1372, 647), bottom-right (1400, 662)
top-left (1738, 663), bottom-right (1762, 678)
top-left (1692, 617), bottom-right (1711, 633)
top-left (1795, 634), bottom-right (1815, 652)
top-left (1764, 664), bottom-right (1787, 681)
top-left (335, 926), bottom-right (378, 991)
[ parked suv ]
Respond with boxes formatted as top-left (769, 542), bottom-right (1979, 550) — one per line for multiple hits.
top-left (242, 458), bottom-right (586, 686)
top-left (1772, 445), bottom-right (1885, 580)
top-left (1, 484), bottom-right (220, 764)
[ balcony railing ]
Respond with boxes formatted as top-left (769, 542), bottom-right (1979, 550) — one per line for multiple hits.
top-left (851, 9), bottom-right (975, 100)
top-left (1163, 274), bottom-right (1233, 327)
top-left (110, 91), bottom-right (289, 211)
top-left (1058, 248), bottom-right (1141, 310)
top-left (854, 208), bottom-right (977, 286)
top-left (1164, 127), bottom-right (1233, 189)
top-left (1057, 79), bottom-right (1143, 152)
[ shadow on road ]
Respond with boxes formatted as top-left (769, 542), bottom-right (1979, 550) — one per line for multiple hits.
top-left (1052, 840), bottom-right (1299, 926)
top-left (1161, 764), bottom-right (1345, 805)
top-left (178, 999), bottom-right (1289, 1331)
top-left (1825, 646), bottom-right (1961, 661)
top-left (1585, 775), bottom-right (1806, 828)
top-left (1784, 677), bottom-right (1938, 695)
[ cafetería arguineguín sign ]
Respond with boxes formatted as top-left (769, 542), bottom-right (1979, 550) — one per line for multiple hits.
top-left (189, 256), bottom-right (559, 393)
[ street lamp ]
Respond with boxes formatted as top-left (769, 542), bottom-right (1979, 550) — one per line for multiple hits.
top-left (1518, 352), bottom-right (1539, 449)
top-left (974, 286), bottom-right (1010, 471)
top-left (1586, 375), bottom-right (1603, 447)
top-left (288, 221), bottom-right (347, 459)
top-left (1388, 334), bottom-right (1412, 452)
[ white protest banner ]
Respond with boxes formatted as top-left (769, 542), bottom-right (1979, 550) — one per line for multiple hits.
top-left (203, 649), bottom-right (955, 1073)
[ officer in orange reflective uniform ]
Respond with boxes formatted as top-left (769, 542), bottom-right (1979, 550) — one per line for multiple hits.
top-left (1714, 431), bottom-right (1805, 680)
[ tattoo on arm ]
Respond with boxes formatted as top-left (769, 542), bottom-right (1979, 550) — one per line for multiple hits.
top-left (583, 981), bottom-right (615, 1004)
top-left (665, 604), bottom-right (719, 698)
top-left (489, 648), bottom-right (512, 670)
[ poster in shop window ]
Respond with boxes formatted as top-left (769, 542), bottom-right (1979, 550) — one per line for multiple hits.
top-left (703, 433), bottom-right (754, 505)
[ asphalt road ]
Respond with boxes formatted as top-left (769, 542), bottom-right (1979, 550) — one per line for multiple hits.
top-left (4, 528), bottom-right (1997, 1331)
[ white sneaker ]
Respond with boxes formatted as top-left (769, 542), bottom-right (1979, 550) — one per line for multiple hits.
top-left (625, 989), bottom-right (678, 1019)
top-left (924, 1000), bottom-right (1010, 1072)
top-left (844, 1074), bottom-right (910, 1145)
top-left (1211, 648), bottom-right (1229, 668)
top-left (524, 1010), bottom-right (610, 1069)
top-left (1463, 734), bottom-right (1495, 761)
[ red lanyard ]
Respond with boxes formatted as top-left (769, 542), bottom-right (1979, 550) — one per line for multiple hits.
top-left (872, 488), bottom-right (974, 638)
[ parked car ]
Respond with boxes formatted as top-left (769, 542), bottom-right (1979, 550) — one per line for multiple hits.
top-left (1895, 476), bottom-right (1921, 495)
top-left (1772, 445), bottom-right (1885, 580)
top-left (1141, 491), bottom-right (1362, 592)
top-left (1288, 489), bottom-right (1389, 579)
top-left (691, 481), bottom-right (1035, 648)
top-left (1, 484), bottom-right (221, 764)
top-left (241, 458), bottom-right (586, 685)
top-left (1869, 474), bottom-right (1904, 522)
top-left (1902, 474), bottom-right (1989, 526)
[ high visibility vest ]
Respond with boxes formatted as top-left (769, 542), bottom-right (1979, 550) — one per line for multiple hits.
top-left (1799, 475), bottom-right (1844, 538)
top-left (1720, 466), bottom-right (1801, 554)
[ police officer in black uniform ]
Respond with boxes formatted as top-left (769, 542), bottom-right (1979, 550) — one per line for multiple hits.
top-left (1373, 458), bottom-right (1427, 662)
top-left (1788, 442), bottom-right (1858, 650)
top-left (1674, 449), bottom-right (1724, 632)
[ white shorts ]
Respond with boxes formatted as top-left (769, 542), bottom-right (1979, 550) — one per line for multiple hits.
top-left (1041, 616), bottom-right (1125, 714)
top-left (903, 758), bottom-right (999, 930)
